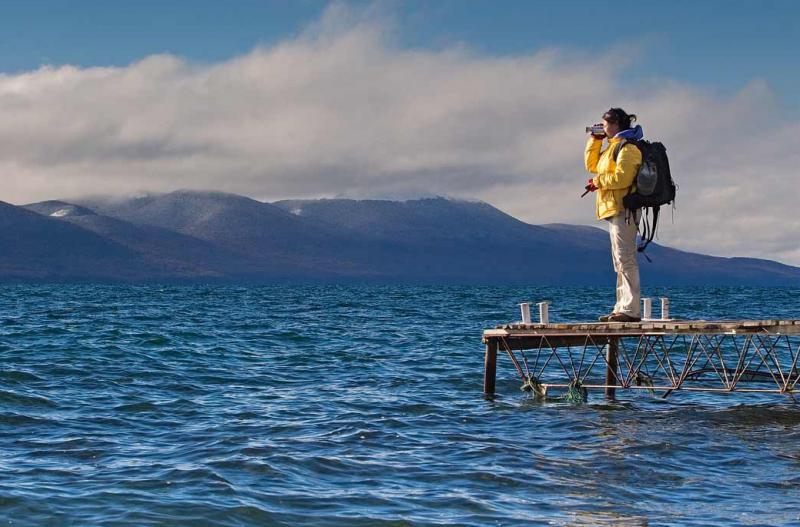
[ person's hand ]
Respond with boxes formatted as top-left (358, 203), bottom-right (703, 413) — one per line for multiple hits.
top-left (586, 178), bottom-right (598, 192)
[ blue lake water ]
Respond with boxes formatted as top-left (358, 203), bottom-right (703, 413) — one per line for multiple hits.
top-left (1, 285), bottom-right (800, 526)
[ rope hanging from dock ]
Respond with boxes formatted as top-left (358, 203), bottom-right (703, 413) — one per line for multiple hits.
top-left (562, 379), bottom-right (589, 403)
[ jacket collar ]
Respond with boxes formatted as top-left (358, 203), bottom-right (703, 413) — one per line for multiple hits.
top-left (613, 124), bottom-right (644, 141)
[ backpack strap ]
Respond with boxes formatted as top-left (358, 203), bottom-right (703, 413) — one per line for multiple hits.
top-left (613, 139), bottom-right (627, 162)
top-left (614, 138), bottom-right (645, 162)
top-left (634, 217), bottom-right (653, 263)
top-left (614, 139), bottom-right (637, 201)
top-left (638, 206), bottom-right (660, 253)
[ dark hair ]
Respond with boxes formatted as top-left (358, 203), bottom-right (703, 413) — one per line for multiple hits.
top-left (603, 107), bottom-right (637, 130)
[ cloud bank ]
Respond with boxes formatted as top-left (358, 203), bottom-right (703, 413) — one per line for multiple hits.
top-left (2, 5), bottom-right (798, 264)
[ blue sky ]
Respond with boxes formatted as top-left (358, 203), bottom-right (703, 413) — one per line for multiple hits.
top-left (0, 0), bottom-right (797, 112)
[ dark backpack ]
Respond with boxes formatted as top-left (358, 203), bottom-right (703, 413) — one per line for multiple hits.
top-left (614, 140), bottom-right (676, 254)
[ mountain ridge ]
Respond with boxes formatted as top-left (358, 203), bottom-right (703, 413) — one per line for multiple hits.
top-left (4, 191), bottom-right (798, 285)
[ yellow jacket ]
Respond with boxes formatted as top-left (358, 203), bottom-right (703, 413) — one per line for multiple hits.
top-left (584, 136), bottom-right (642, 220)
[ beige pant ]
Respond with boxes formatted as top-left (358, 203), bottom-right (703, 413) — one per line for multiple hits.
top-left (607, 211), bottom-right (640, 317)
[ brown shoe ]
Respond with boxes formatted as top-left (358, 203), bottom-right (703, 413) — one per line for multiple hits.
top-left (607, 313), bottom-right (642, 323)
top-left (598, 313), bottom-right (617, 322)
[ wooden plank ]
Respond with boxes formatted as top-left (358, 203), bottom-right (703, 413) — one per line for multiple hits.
top-left (485, 320), bottom-right (800, 340)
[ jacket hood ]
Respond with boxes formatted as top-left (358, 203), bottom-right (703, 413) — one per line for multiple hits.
top-left (614, 125), bottom-right (644, 141)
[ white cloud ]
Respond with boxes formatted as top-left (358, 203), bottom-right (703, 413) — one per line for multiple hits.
top-left (1, 5), bottom-right (798, 264)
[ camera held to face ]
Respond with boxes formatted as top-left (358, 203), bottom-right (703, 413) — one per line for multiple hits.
top-left (585, 124), bottom-right (605, 137)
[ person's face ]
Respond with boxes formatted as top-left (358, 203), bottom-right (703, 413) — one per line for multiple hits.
top-left (603, 118), bottom-right (621, 138)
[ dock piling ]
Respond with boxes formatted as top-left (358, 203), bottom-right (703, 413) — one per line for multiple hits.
top-left (605, 338), bottom-right (619, 399)
top-left (483, 339), bottom-right (498, 396)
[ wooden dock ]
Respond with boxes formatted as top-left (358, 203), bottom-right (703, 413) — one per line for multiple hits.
top-left (482, 320), bottom-right (800, 398)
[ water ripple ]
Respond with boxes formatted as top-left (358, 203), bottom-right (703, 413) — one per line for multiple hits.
top-left (0, 285), bottom-right (799, 525)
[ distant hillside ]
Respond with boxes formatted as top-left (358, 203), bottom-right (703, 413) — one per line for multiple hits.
top-left (274, 197), bottom-right (550, 243)
top-left (5, 191), bottom-right (799, 285)
top-left (0, 201), bottom-right (155, 281)
top-left (76, 191), bottom-right (371, 278)
top-left (273, 198), bottom-right (800, 285)
top-left (23, 200), bottom-right (257, 279)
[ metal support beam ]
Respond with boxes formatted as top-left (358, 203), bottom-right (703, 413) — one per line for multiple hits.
top-left (482, 322), bottom-right (800, 398)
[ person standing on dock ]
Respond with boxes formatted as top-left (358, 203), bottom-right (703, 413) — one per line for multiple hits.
top-left (584, 108), bottom-right (643, 322)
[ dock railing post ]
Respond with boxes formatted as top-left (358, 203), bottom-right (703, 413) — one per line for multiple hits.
top-left (484, 339), bottom-right (498, 396)
top-left (605, 338), bottom-right (619, 399)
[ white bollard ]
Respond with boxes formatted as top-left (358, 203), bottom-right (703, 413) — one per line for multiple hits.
top-left (519, 302), bottom-right (531, 324)
top-left (642, 298), bottom-right (652, 320)
top-left (537, 302), bottom-right (550, 325)
top-left (660, 297), bottom-right (670, 320)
